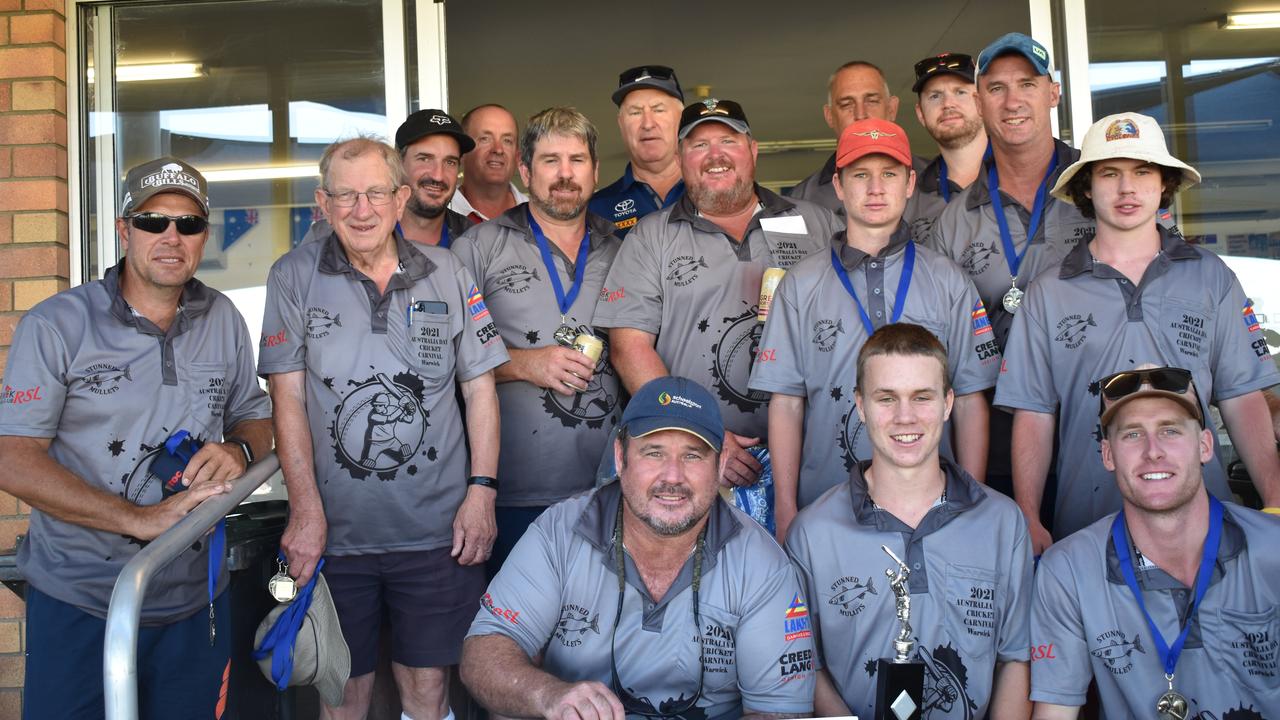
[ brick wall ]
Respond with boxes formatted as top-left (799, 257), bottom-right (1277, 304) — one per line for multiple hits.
top-left (0, 0), bottom-right (69, 715)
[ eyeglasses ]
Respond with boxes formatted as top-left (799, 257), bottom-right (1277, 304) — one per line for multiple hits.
top-left (913, 53), bottom-right (975, 81)
top-left (322, 187), bottom-right (396, 207)
top-left (620, 65), bottom-right (677, 86)
top-left (609, 502), bottom-right (706, 719)
top-left (127, 212), bottom-right (209, 235)
top-left (1095, 367), bottom-right (1193, 402)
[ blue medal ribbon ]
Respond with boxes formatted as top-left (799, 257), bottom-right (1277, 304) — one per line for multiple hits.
top-left (828, 241), bottom-right (916, 336)
top-left (937, 158), bottom-right (951, 203)
top-left (987, 145), bottom-right (1059, 280)
top-left (528, 209), bottom-right (591, 316)
top-left (1109, 495), bottom-right (1224, 679)
top-left (439, 223), bottom-right (451, 249)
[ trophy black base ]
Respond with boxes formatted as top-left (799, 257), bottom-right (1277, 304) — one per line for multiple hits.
top-left (874, 658), bottom-right (924, 720)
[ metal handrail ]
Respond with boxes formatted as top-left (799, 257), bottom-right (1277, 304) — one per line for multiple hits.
top-left (103, 453), bottom-right (281, 720)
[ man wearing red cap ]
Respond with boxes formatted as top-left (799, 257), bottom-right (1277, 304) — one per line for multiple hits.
top-left (749, 119), bottom-right (999, 541)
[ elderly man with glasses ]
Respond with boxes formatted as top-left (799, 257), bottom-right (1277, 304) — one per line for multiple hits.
top-left (260, 136), bottom-right (508, 720)
top-left (461, 376), bottom-right (816, 720)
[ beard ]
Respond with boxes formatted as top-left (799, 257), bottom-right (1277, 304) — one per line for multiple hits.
top-left (530, 178), bottom-right (588, 221)
top-left (929, 114), bottom-right (984, 150)
top-left (687, 173), bottom-right (755, 216)
top-left (407, 179), bottom-right (450, 219)
top-left (621, 481), bottom-right (714, 537)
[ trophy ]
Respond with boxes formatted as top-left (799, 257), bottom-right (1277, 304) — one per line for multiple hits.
top-left (874, 545), bottom-right (924, 720)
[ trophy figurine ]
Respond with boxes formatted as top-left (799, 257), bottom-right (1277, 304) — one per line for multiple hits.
top-left (874, 545), bottom-right (924, 720)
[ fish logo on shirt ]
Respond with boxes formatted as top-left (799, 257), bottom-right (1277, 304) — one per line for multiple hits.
top-left (554, 604), bottom-right (601, 647)
top-left (306, 306), bottom-right (342, 339)
top-left (1091, 629), bottom-right (1145, 674)
top-left (812, 319), bottom-right (845, 352)
top-left (82, 363), bottom-right (132, 395)
top-left (665, 255), bottom-right (709, 287)
top-left (1054, 314), bottom-right (1096, 350)
top-left (494, 264), bottom-right (541, 294)
top-left (958, 240), bottom-right (1000, 275)
top-left (828, 575), bottom-right (876, 617)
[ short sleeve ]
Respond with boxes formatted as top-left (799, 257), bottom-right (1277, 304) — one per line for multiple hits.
top-left (993, 281), bottom-right (1058, 413)
top-left (450, 227), bottom-right (488, 293)
top-left (995, 511), bottom-right (1033, 663)
top-left (749, 272), bottom-right (807, 397)
top-left (735, 561), bottom-right (816, 715)
top-left (1028, 545), bottom-right (1092, 707)
top-left (0, 313), bottom-right (67, 438)
top-left (221, 302), bottom-right (272, 429)
top-left (257, 260), bottom-right (308, 376)
top-left (783, 526), bottom-right (826, 672)
top-left (1206, 273), bottom-right (1280, 402)
top-left (593, 218), bottom-right (665, 334)
top-left (947, 277), bottom-right (1000, 396)
top-left (450, 262), bottom-right (509, 382)
top-left (465, 519), bottom-right (563, 658)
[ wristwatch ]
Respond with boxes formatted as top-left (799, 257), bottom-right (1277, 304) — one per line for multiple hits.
top-left (226, 436), bottom-right (254, 466)
top-left (467, 475), bottom-right (499, 491)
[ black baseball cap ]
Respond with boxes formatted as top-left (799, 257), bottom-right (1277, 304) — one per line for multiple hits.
top-left (395, 109), bottom-right (475, 154)
top-left (122, 157), bottom-right (210, 216)
top-left (620, 376), bottom-right (723, 452)
top-left (678, 98), bottom-right (751, 140)
top-left (612, 65), bottom-right (684, 107)
top-left (912, 52), bottom-right (977, 93)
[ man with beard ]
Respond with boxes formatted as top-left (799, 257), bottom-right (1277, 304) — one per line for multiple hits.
top-left (903, 52), bottom-right (987, 241)
top-left (452, 107), bottom-right (623, 573)
top-left (1030, 367), bottom-right (1280, 718)
top-left (597, 99), bottom-right (840, 487)
top-left (787, 61), bottom-right (900, 213)
top-left (590, 65), bottom-right (686, 238)
top-left (461, 376), bottom-right (816, 720)
top-left (396, 109), bottom-right (475, 249)
top-left (451, 104), bottom-right (528, 224)
top-left (785, 324), bottom-right (1032, 720)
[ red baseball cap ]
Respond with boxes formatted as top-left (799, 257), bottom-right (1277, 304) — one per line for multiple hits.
top-left (835, 119), bottom-right (912, 170)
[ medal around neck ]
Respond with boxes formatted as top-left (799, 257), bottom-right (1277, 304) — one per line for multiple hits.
top-left (1156, 686), bottom-right (1189, 720)
top-left (1002, 283), bottom-right (1024, 314)
top-left (874, 544), bottom-right (924, 720)
top-left (553, 322), bottom-right (578, 347)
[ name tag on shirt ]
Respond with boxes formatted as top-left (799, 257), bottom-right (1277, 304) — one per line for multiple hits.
top-left (760, 216), bottom-right (808, 235)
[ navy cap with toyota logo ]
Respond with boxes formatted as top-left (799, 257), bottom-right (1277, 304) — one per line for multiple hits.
top-left (395, 108), bottom-right (476, 154)
top-left (122, 157), bottom-right (210, 216)
top-left (621, 376), bottom-right (724, 452)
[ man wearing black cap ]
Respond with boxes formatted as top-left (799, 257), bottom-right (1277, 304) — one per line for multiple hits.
top-left (903, 52), bottom-right (987, 241)
top-left (0, 157), bottom-right (273, 717)
top-left (589, 65), bottom-right (686, 238)
top-left (596, 99), bottom-right (840, 487)
top-left (396, 108), bottom-right (476, 249)
top-left (462, 376), bottom-right (815, 720)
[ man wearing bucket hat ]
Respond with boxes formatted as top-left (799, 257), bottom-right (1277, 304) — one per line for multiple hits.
top-left (748, 118), bottom-right (998, 541)
top-left (1029, 365), bottom-right (1280, 718)
top-left (461, 376), bottom-right (816, 720)
top-left (597, 98), bottom-right (839, 488)
top-left (995, 112), bottom-right (1280, 549)
top-left (0, 156), bottom-right (273, 717)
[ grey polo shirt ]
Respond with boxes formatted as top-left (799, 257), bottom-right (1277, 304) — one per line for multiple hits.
top-left (748, 225), bottom-right (1000, 507)
top-left (903, 154), bottom-right (963, 246)
top-left (594, 186), bottom-right (841, 439)
top-left (0, 262), bottom-right (270, 623)
top-left (258, 230), bottom-right (508, 554)
top-left (785, 154), bottom-right (841, 214)
top-left (451, 206), bottom-right (623, 507)
top-left (995, 227), bottom-right (1280, 539)
top-left (925, 139), bottom-right (1093, 352)
top-left (786, 458), bottom-right (1033, 719)
top-left (1031, 504), bottom-right (1280, 716)
top-left (467, 483), bottom-right (816, 719)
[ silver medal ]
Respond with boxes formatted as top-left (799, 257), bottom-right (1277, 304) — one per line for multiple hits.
top-left (1002, 284), bottom-right (1024, 314)
top-left (268, 559), bottom-right (297, 603)
top-left (1156, 690), bottom-right (1189, 720)
top-left (553, 323), bottom-right (577, 347)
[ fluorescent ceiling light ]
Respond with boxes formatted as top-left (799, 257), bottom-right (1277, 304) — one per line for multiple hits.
top-left (1220, 12), bottom-right (1280, 29)
top-left (86, 62), bottom-right (204, 83)
top-left (202, 164), bottom-right (319, 183)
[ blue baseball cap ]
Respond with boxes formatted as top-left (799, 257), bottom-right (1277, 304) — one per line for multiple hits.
top-left (976, 32), bottom-right (1052, 77)
top-left (621, 377), bottom-right (723, 452)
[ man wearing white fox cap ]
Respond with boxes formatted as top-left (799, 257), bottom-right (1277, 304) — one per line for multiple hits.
top-left (996, 112), bottom-right (1280, 546)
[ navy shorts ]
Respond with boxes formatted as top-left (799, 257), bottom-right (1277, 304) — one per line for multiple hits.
top-left (24, 585), bottom-right (231, 720)
top-left (323, 548), bottom-right (484, 676)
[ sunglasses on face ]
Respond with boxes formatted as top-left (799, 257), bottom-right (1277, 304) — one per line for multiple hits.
top-left (127, 212), bottom-right (209, 235)
top-left (913, 53), bottom-right (975, 81)
top-left (1095, 367), bottom-right (1194, 401)
top-left (620, 65), bottom-right (677, 85)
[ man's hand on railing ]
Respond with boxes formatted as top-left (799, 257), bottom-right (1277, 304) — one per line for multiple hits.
top-left (178, 442), bottom-right (248, 489)
top-left (128, 480), bottom-right (232, 542)
top-left (280, 508), bottom-right (327, 586)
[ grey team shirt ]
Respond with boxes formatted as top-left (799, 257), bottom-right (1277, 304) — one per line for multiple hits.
top-left (594, 186), bottom-right (841, 439)
top-left (467, 483), bottom-right (816, 719)
top-left (926, 139), bottom-right (1093, 351)
top-left (1031, 504), bottom-right (1280, 717)
top-left (903, 154), bottom-right (963, 245)
top-left (0, 263), bottom-right (270, 623)
top-left (786, 458), bottom-right (1033, 719)
top-left (258, 231), bottom-right (507, 554)
top-left (995, 228), bottom-right (1280, 538)
top-left (451, 207), bottom-right (622, 507)
top-left (748, 227), bottom-right (1000, 507)
top-left (785, 154), bottom-right (840, 213)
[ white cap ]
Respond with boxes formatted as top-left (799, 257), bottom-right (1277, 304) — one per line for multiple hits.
top-left (1051, 113), bottom-right (1201, 201)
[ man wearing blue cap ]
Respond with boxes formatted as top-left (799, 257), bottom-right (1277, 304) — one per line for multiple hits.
top-left (462, 376), bottom-right (816, 720)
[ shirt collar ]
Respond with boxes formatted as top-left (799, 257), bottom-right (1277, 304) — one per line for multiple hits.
top-left (846, 456), bottom-right (987, 532)
top-left (317, 227), bottom-right (435, 282)
top-left (667, 183), bottom-right (796, 227)
top-left (815, 152), bottom-right (838, 187)
top-left (833, 222), bottom-right (914, 270)
top-left (917, 154), bottom-right (945, 194)
top-left (1059, 224), bottom-right (1199, 279)
top-left (965, 138), bottom-right (1079, 211)
top-left (1104, 505), bottom-right (1247, 589)
top-left (103, 258), bottom-right (215, 328)
top-left (492, 202), bottom-right (616, 250)
top-left (575, 481), bottom-right (742, 575)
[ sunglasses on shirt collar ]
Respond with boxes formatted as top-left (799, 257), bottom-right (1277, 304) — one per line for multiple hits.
top-left (127, 212), bottom-right (209, 235)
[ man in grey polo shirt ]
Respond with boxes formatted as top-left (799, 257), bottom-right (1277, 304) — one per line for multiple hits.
top-left (997, 112), bottom-right (1280, 551)
top-left (903, 52), bottom-right (987, 242)
top-left (786, 324), bottom-right (1032, 719)
top-left (788, 60), bottom-right (900, 213)
top-left (1031, 367), bottom-right (1280, 718)
top-left (750, 118), bottom-right (998, 541)
top-left (452, 107), bottom-right (622, 572)
top-left (597, 98), bottom-right (840, 487)
top-left (462, 376), bottom-right (815, 720)
top-left (0, 157), bottom-right (273, 717)
top-left (261, 137), bottom-right (507, 719)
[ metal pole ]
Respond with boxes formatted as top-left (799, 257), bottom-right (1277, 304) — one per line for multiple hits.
top-left (104, 454), bottom-right (280, 720)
